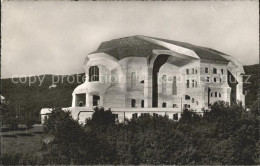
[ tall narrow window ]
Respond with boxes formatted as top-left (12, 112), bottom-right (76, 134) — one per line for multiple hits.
top-left (89, 66), bottom-right (99, 82)
top-left (215, 92), bottom-right (217, 97)
top-left (219, 93), bottom-right (221, 97)
top-left (132, 113), bottom-right (138, 119)
top-left (186, 69), bottom-right (189, 75)
top-left (192, 98), bottom-right (195, 103)
top-left (195, 81), bottom-right (198, 87)
top-left (186, 80), bottom-right (189, 88)
top-left (192, 68), bottom-right (194, 74)
top-left (93, 95), bottom-right (100, 106)
top-left (162, 75), bottom-right (167, 94)
top-left (205, 67), bottom-right (209, 73)
top-left (131, 72), bottom-right (136, 87)
top-left (220, 78), bottom-right (222, 83)
top-left (214, 77), bottom-right (217, 82)
top-left (131, 99), bottom-right (136, 108)
top-left (172, 76), bottom-right (177, 95)
top-left (195, 70), bottom-right (198, 74)
top-left (141, 100), bottom-right (144, 108)
top-left (213, 68), bottom-right (217, 74)
top-left (221, 69), bottom-right (224, 74)
top-left (192, 80), bottom-right (195, 87)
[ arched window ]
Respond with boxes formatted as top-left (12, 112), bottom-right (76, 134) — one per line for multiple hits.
top-left (215, 92), bottom-right (218, 97)
top-left (131, 99), bottom-right (136, 107)
top-left (205, 67), bottom-right (209, 73)
top-left (185, 95), bottom-right (190, 100)
top-left (214, 77), bottom-right (217, 82)
top-left (172, 76), bottom-right (177, 95)
top-left (192, 80), bottom-right (195, 87)
top-left (89, 66), bottom-right (99, 82)
top-left (162, 75), bottom-right (167, 94)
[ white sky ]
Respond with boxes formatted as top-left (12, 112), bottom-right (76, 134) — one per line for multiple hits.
top-left (1, 1), bottom-right (259, 78)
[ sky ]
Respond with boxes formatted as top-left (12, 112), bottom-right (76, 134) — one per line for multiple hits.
top-left (1, 1), bottom-right (259, 78)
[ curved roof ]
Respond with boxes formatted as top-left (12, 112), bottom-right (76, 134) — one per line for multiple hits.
top-left (90, 35), bottom-right (230, 62)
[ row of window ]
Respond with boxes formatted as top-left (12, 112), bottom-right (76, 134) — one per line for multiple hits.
top-left (206, 77), bottom-right (222, 83)
top-left (205, 67), bottom-right (224, 74)
top-left (131, 99), bottom-right (179, 108)
top-left (130, 113), bottom-right (179, 120)
top-left (186, 68), bottom-right (198, 75)
top-left (211, 92), bottom-right (222, 98)
top-left (186, 80), bottom-right (198, 88)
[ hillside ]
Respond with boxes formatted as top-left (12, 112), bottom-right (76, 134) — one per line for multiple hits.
top-left (243, 64), bottom-right (259, 107)
top-left (1, 74), bottom-right (85, 115)
top-left (0, 64), bottom-right (258, 115)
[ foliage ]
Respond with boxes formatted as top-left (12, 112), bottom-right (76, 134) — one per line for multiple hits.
top-left (41, 103), bottom-right (259, 165)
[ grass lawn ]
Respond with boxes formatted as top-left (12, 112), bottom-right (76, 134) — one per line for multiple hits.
top-left (1, 125), bottom-right (44, 156)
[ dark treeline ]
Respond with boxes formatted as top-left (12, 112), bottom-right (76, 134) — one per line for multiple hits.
top-left (3, 101), bottom-right (258, 165)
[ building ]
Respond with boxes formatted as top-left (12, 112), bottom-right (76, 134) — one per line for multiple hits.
top-left (70, 35), bottom-right (245, 123)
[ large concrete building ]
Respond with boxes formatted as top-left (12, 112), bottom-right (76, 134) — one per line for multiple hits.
top-left (70, 35), bottom-right (245, 123)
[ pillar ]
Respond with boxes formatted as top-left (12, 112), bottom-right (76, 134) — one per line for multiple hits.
top-left (144, 67), bottom-right (153, 108)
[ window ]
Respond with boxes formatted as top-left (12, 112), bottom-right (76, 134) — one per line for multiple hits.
top-left (219, 93), bottom-right (221, 97)
top-left (195, 70), bottom-right (198, 74)
top-left (131, 99), bottom-right (136, 107)
top-left (162, 75), bottom-right (167, 94)
top-left (192, 80), bottom-right (195, 87)
top-left (162, 102), bottom-right (167, 108)
top-left (214, 77), bottom-right (217, 82)
top-left (192, 68), bottom-right (194, 74)
top-left (220, 78), bottom-right (222, 83)
top-left (141, 100), bottom-right (144, 108)
top-left (213, 68), bottom-right (217, 74)
top-left (140, 80), bottom-right (144, 84)
top-left (221, 69), bottom-right (224, 74)
top-left (172, 76), bottom-right (177, 95)
top-left (185, 95), bottom-right (190, 100)
top-left (205, 67), bottom-right (209, 73)
top-left (184, 104), bottom-right (190, 109)
top-left (132, 113), bottom-right (138, 119)
top-left (89, 66), bottom-right (99, 82)
top-left (173, 104), bottom-right (178, 108)
top-left (196, 101), bottom-right (199, 105)
top-left (173, 113), bottom-right (178, 120)
top-left (206, 77), bottom-right (210, 82)
top-left (141, 113), bottom-right (149, 117)
top-left (215, 92), bottom-right (217, 97)
top-left (186, 69), bottom-right (189, 75)
top-left (153, 113), bottom-right (159, 117)
top-left (93, 95), bottom-right (100, 106)
top-left (131, 72), bottom-right (136, 87)
top-left (211, 92), bottom-right (213, 97)
top-left (114, 114), bottom-right (118, 119)
top-left (195, 81), bottom-right (198, 87)
top-left (186, 80), bottom-right (189, 88)
top-left (192, 98), bottom-right (195, 103)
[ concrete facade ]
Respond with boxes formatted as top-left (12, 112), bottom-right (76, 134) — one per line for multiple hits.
top-left (69, 35), bottom-right (245, 122)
